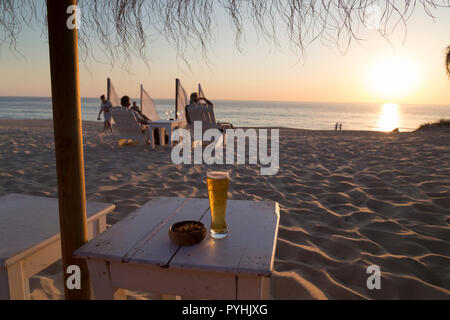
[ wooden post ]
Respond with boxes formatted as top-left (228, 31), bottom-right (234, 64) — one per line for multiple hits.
top-left (140, 84), bottom-right (143, 113)
top-left (46, 0), bottom-right (91, 300)
top-left (107, 78), bottom-right (111, 102)
top-left (175, 78), bottom-right (180, 120)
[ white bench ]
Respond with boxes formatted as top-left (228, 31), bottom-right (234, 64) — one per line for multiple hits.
top-left (0, 194), bottom-right (115, 300)
top-left (74, 197), bottom-right (280, 300)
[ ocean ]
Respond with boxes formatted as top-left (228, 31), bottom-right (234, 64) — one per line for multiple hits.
top-left (0, 96), bottom-right (449, 132)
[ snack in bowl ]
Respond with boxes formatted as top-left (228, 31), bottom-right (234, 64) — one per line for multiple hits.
top-left (169, 221), bottom-right (207, 246)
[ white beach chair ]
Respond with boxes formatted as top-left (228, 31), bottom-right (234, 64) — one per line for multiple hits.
top-left (185, 103), bottom-right (233, 132)
top-left (205, 104), bottom-right (233, 131)
top-left (111, 107), bottom-right (150, 146)
top-left (185, 103), bottom-right (233, 148)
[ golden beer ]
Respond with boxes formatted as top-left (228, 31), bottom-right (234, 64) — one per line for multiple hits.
top-left (207, 171), bottom-right (230, 239)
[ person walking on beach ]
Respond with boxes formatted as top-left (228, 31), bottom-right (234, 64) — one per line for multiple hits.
top-left (335, 122), bottom-right (339, 131)
top-left (98, 95), bottom-right (113, 132)
top-left (340, 123), bottom-right (343, 131)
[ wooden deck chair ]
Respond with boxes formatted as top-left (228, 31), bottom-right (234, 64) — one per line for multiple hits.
top-left (111, 107), bottom-right (149, 146)
top-left (185, 103), bottom-right (233, 132)
top-left (185, 103), bottom-right (233, 148)
top-left (204, 104), bottom-right (233, 131)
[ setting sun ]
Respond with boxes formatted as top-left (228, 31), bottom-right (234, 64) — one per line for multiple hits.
top-left (377, 103), bottom-right (400, 132)
top-left (368, 55), bottom-right (420, 100)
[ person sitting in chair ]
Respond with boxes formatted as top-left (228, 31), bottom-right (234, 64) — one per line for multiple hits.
top-left (190, 92), bottom-right (213, 106)
top-left (121, 96), bottom-right (166, 145)
top-left (131, 101), bottom-right (140, 112)
top-left (185, 92), bottom-right (233, 131)
top-left (185, 92), bottom-right (213, 124)
top-left (120, 96), bottom-right (148, 125)
top-left (131, 101), bottom-right (151, 122)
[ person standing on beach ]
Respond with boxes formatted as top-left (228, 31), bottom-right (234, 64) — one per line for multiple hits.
top-left (335, 122), bottom-right (339, 131)
top-left (98, 95), bottom-right (113, 132)
top-left (340, 123), bottom-right (343, 131)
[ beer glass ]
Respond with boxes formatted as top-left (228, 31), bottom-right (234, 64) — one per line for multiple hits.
top-left (207, 171), bottom-right (230, 239)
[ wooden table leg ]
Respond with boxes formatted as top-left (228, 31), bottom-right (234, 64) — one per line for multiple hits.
top-left (87, 217), bottom-right (107, 240)
top-left (168, 126), bottom-right (173, 148)
top-left (149, 127), bottom-right (155, 149)
top-left (86, 259), bottom-right (125, 300)
top-left (159, 128), bottom-right (165, 147)
top-left (97, 216), bottom-right (107, 235)
top-left (261, 277), bottom-right (271, 300)
top-left (237, 275), bottom-right (269, 300)
top-left (174, 124), bottom-right (184, 146)
top-left (0, 263), bottom-right (30, 300)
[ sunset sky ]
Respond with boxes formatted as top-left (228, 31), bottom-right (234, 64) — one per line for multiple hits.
top-left (0, 3), bottom-right (449, 105)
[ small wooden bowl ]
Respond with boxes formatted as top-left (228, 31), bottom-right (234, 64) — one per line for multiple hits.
top-left (169, 221), bottom-right (207, 246)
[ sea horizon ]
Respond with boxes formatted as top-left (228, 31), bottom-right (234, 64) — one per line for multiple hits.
top-left (0, 94), bottom-right (448, 107)
top-left (1, 96), bottom-right (449, 132)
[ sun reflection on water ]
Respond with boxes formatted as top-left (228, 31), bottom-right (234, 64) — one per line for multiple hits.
top-left (378, 103), bottom-right (400, 132)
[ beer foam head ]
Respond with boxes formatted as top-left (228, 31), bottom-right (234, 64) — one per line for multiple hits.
top-left (207, 171), bottom-right (229, 180)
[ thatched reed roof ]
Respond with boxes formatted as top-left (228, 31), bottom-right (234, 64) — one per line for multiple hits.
top-left (1, 0), bottom-right (450, 66)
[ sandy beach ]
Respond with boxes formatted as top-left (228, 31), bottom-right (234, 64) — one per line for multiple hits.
top-left (0, 119), bottom-right (449, 300)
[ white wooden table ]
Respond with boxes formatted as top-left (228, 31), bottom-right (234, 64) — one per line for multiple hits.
top-left (0, 194), bottom-right (115, 300)
top-left (74, 197), bottom-right (280, 300)
top-left (148, 120), bottom-right (186, 149)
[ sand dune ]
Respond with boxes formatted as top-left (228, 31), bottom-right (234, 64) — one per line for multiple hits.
top-left (0, 119), bottom-right (449, 300)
